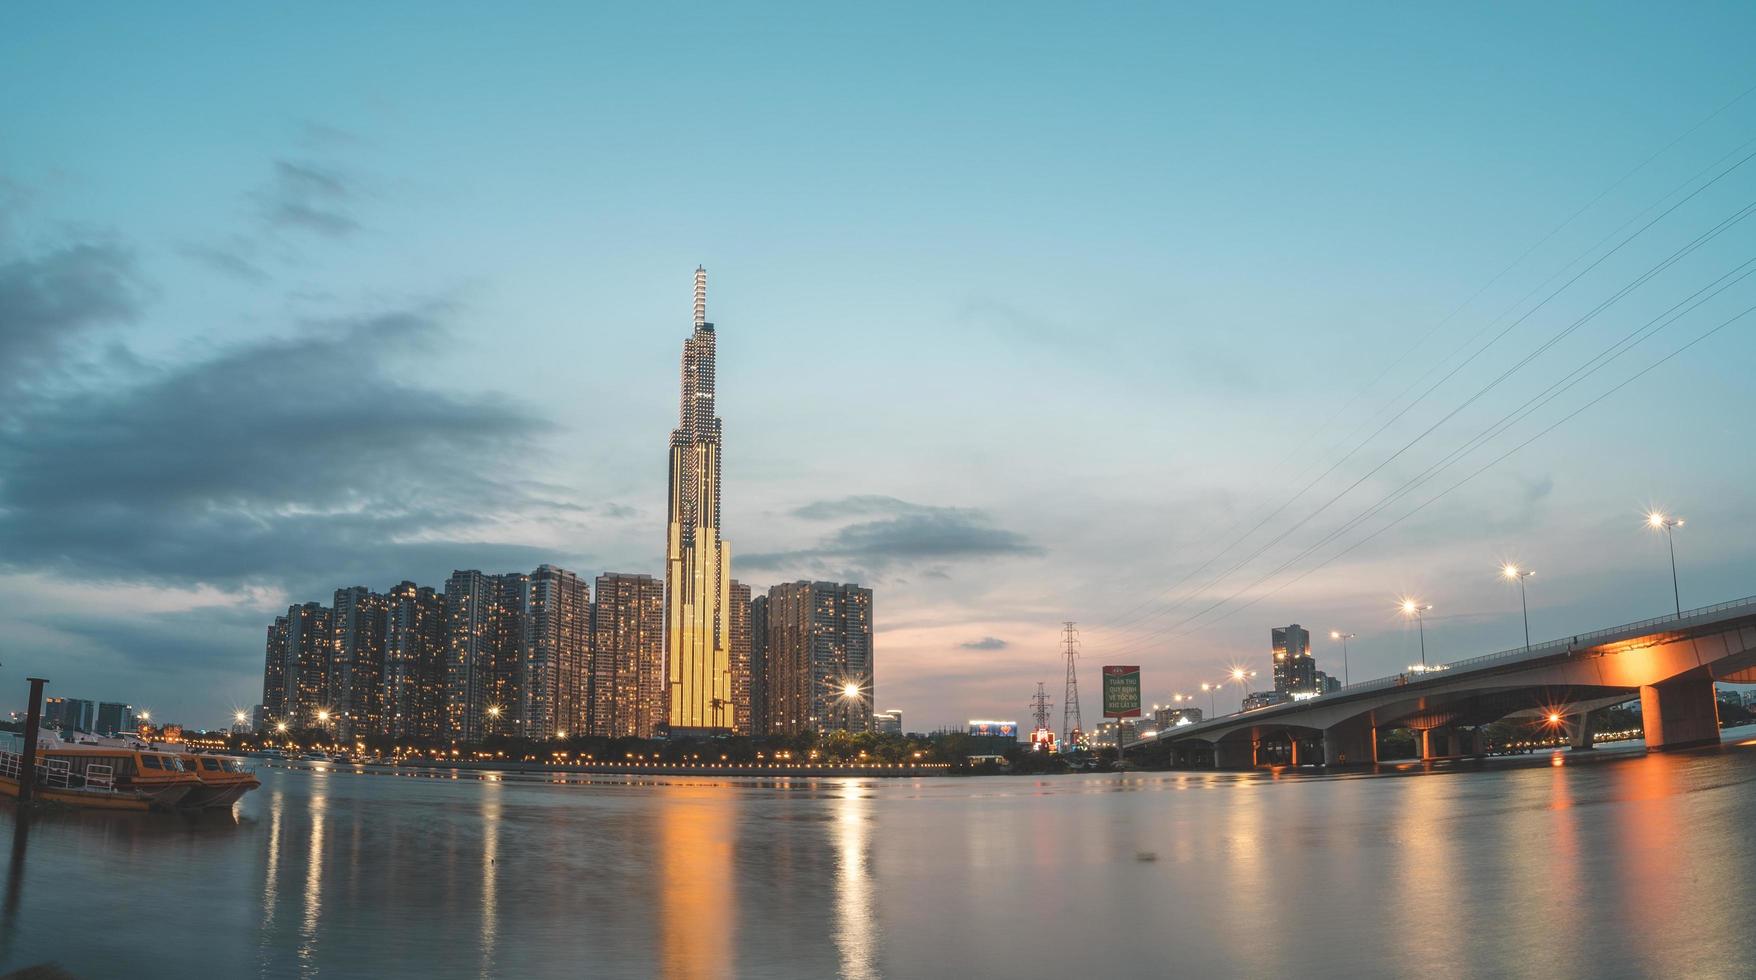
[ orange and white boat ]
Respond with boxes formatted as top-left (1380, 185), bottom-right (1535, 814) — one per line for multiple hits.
top-left (0, 742), bottom-right (204, 811)
top-left (176, 751), bottom-right (261, 808)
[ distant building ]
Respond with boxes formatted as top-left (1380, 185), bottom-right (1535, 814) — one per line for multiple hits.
top-left (331, 586), bottom-right (388, 739)
top-left (384, 581), bottom-right (445, 739)
top-left (749, 595), bottom-right (770, 736)
top-left (592, 572), bottom-right (665, 738)
top-left (249, 704), bottom-right (268, 733)
top-left (444, 570), bottom-right (499, 742)
top-left (875, 709), bottom-right (903, 735)
top-left (491, 572), bottom-right (533, 737)
top-left (762, 581), bottom-right (875, 735)
top-left (262, 616), bottom-right (288, 722)
top-left (1152, 705), bottom-right (1202, 728)
top-left (95, 702), bottom-right (135, 737)
top-left (284, 601), bottom-right (334, 728)
top-left (527, 565), bottom-right (590, 739)
top-left (1316, 671), bottom-right (1341, 694)
top-left (728, 580), bottom-right (753, 735)
top-left (1273, 625), bottom-right (1317, 696)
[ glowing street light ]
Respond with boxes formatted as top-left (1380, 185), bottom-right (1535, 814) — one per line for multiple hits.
top-left (1399, 598), bottom-right (1433, 669)
top-left (1200, 682), bottom-right (1217, 715)
top-left (1502, 564), bottom-right (1534, 652)
top-left (1647, 511), bottom-right (1685, 619)
top-left (276, 721), bottom-right (289, 733)
top-left (1330, 631), bottom-right (1356, 688)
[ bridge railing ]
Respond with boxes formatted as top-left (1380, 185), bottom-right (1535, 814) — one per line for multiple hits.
top-left (1172, 593), bottom-right (1756, 730)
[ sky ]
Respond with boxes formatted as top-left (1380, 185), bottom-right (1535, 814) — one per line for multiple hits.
top-left (3, 2), bottom-right (1756, 731)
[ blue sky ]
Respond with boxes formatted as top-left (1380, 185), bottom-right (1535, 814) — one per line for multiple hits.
top-left (3, 2), bottom-right (1756, 729)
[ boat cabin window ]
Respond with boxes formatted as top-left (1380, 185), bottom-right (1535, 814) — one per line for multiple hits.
top-left (140, 754), bottom-right (162, 769)
top-left (160, 755), bottom-right (184, 771)
top-left (202, 758), bottom-right (222, 771)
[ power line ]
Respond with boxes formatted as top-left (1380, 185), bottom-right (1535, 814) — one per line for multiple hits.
top-left (1094, 98), bottom-right (1756, 637)
top-left (1104, 171), bottom-right (1756, 651)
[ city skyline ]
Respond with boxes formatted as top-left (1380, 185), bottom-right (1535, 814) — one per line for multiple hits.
top-left (4, 4), bottom-right (1756, 731)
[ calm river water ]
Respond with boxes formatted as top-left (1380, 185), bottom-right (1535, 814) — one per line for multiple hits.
top-left (5, 731), bottom-right (1756, 979)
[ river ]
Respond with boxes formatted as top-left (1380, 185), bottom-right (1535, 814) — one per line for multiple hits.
top-left (4, 730), bottom-right (1756, 979)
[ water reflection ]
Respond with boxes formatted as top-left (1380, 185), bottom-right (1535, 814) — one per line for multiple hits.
top-left (832, 782), bottom-right (878, 980)
top-left (480, 779), bottom-right (500, 979)
top-left (299, 782), bottom-right (326, 974)
top-left (0, 813), bottom-right (27, 966)
top-left (659, 785), bottom-right (735, 980)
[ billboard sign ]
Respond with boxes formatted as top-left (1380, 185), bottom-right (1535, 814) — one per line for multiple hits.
top-left (967, 719), bottom-right (1018, 739)
top-left (1103, 665), bottom-right (1141, 718)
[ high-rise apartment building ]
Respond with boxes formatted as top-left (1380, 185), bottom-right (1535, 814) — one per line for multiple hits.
top-left (728, 580), bottom-right (752, 735)
top-left (749, 594), bottom-right (770, 736)
top-left (528, 565), bottom-right (591, 738)
top-left (285, 601), bottom-right (334, 727)
top-left (665, 267), bottom-right (736, 734)
top-left (331, 586), bottom-right (388, 738)
top-left (762, 581), bottom-right (875, 735)
top-left (490, 572), bottom-right (531, 736)
top-left (1272, 625), bottom-right (1317, 696)
top-left (384, 581), bottom-right (445, 739)
top-left (444, 570), bottom-right (498, 742)
top-left (263, 615), bottom-right (289, 721)
top-left (593, 572), bottom-right (665, 738)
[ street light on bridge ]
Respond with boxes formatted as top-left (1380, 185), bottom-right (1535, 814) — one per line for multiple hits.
top-left (1647, 511), bottom-right (1684, 619)
top-left (1502, 564), bottom-right (1534, 653)
top-left (1399, 598), bottom-right (1433, 670)
top-left (1329, 631), bottom-right (1356, 688)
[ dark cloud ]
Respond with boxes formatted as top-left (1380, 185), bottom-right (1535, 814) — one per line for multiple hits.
top-left (0, 241), bottom-right (141, 391)
top-left (792, 495), bottom-right (951, 520)
top-left (260, 160), bottom-right (359, 237)
top-left (743, 498), bottom-right (1042, 574)
top-left (0, 308), bottom-right (567, 593)
top-left (959, 636), bottom-right (1008, 650)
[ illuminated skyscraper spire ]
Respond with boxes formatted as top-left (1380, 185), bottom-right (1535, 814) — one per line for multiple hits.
top-left (693, 265), bottom-right (707, 329)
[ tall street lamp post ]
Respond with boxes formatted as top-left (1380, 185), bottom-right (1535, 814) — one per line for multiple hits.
top-left (1400, 599), bottom-right (1433, 670)
top-left (1648, 512), bottom-right (1685, 619)
top-left (1330, 631), bottom-right (1356, 688)
top-left (1502, 565), bottom-right (1534, 653)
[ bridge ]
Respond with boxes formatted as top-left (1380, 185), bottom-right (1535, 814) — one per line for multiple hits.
top-left (1152, 595), bottom-right (1756, 769)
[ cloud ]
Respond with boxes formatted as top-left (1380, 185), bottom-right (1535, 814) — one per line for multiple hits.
top-left (743, 497), bottom-right (1043, 574)
top-left (0, 307), bottom-right (566, 593)
top-left (959, 636), bottom-right (1009, 650)
top-left (260, 160), bottom-right (359, 237)
top-left (0, 241), bottom-right (141, 392)
top-left (179, 240), bottom-right (270, 282)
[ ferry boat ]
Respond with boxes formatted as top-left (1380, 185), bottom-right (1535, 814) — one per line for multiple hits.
top-left (0, 743), bottom-right (202, 811)
top-left (176, 751), bottom-right (262, 807)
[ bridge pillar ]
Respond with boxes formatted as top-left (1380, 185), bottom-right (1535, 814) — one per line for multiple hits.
top-left (1420, 727), bottom-right (1471, 760)
top-left (1322, 719), bottom-right (1375, 768)
top-left (1213, 739), bottom-right (1255, 769)
top-left (1641, 674), bottom-right (1721, 751)
top-left (1565, 714), bottom-right (1596, 751)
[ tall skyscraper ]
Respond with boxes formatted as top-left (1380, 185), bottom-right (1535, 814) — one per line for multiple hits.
top-left (384, 581), bottom-right (445, 739)
top-left (762, 581), bottom-right (875, 735)
top-left (95, 702), bottom-right (135, 737)
top-left (728, 580), bottom-right (752, 736)
top-left (527, 564), bottom-right (591, 738)
top-left (331, 586), bottom-right (388, 739)
top-left (665, 266), bottom-right (735, 734)
top-left (749, 594), bottom-right (770, 736)
top-left (1272, 624), bottom-right (1317, 696)
top-left (593, 572), bottom-right (665, 738)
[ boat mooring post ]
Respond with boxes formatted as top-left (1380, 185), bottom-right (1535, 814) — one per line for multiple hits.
top-left (17, 678), bottom-right (46, 805)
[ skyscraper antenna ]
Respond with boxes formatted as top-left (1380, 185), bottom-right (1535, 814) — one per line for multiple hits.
top-left (694, 265), bottom-right (707, 328)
